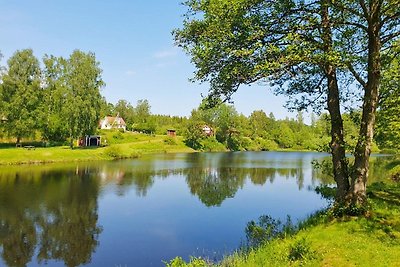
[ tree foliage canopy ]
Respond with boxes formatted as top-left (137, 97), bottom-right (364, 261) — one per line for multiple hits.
top-left (1, 49), bottom-right (42, 142)
top-left (0, 49), bottom-right (104, 146)
top-left (376, 44), bottom-right (400, 149)
top-left (42, 50), bottom-right (104, 145)
top-left (174, 0), bottom-right (400, 206)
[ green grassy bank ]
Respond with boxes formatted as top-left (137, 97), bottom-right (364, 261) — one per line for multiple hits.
top-left (167, 181), bottom-right (400, 267)
top-left (0, 132), bottom-right (194, 165)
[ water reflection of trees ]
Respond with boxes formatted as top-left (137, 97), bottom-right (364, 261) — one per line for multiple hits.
top-left (0, 153), bottom-right (394, 265)
top-left (0, 153), bottom-right (394, 266)
top-left (309, 155), bottom-right (396, 186)
top-left (0, 168), bottom-right (101, 267)
top-left (185, 166), bottom-right (244, 206)
top-left (97, 153), bottom-right (311, 207)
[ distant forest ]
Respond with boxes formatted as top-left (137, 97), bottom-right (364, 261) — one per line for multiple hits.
top-left (105, 98), bottom-right (376, 152)
top-left (0, 49), bottom-right (397, 152)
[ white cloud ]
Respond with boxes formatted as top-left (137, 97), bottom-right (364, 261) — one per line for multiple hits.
top-left (153, 47), bottom-right (178, 59)
top-left (125, 70), bottom-right (137, 76)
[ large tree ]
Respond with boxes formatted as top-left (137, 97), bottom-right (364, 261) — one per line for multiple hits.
top-left (132, 99), bottom-right (154, 133)
top-left (41, 55), bottom-right (69, 142)
top-left (174, 0), bottom-right (400, 208)
top-left (0, 51), bottom-right (4, 125)
top-left (114, 99), bottom-right (135, 126)
top-left (332, 0), bottom-right (400, 205)
top-left (0, 49), bottom-right (42, 143)
top-left (42, 50), bottom-right (104, 147)
top-left (65, 50), bottom-right (104, 146)
top-left (134, 99), bottom-right (151, 123)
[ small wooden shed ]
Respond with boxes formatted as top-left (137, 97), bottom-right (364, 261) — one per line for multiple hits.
top-left (167, 129), bottom-right (176, 137)
top-left (78, 135), bottom-right (101, 147)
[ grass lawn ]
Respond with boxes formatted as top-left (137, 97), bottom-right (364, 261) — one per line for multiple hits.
top-left (0, 132), bottom-right (194, 165)
top-left (166, 181), bottom-right (400, 267)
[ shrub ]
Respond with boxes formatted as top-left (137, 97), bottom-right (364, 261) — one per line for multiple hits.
top-left (330, 202), bottom-right (369, 217)
top-left (259, 139), bottom-right (279, 151)
top-left (104, 146), bottom-right (124, 159)
top-left (164, 136), bottom-right (177, 145)
top-left (130, 150), bottom-right (141, 159)
top-left (379, 149), bottom-right (398, 154)
top-left (288, 238), bottom-right (315, 262)
top-left (164, 257), bottom-right (209, 267)
top-left (112, 131), bottom-right (124, 140)
top-left (389, 166), bottom-right (400, 182)
top-left (201, 138), bottom-right (226, 152)
top-left (249, 137), bottom-right (279, 151)
top-left (315, 185), bottom-right (336, 200)
top-left (245, 215), bottom-right (296, 248)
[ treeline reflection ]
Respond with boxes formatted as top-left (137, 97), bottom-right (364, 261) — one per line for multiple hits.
top-left (0, 168), bottom-right (101, 267)
top-left (0, 152), bottom-right (392, 266)
top-left (96, 153), bottom-right (323, 206)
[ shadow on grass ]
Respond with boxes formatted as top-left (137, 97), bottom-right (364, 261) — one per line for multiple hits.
top-left (0, 141), bottom-right (66, 149)
top-left (368, 182), bottom-right (400, 206)
top-left (313, 182), bottom-right (400, 242)
top-left (71, 146), bottom-right (103, 150)
top-left (357, 182), bottom-right (400, 240)
top-left (385, 160), bottom-right (400, 170)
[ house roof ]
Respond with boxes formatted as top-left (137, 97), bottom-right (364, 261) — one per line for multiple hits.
top-left (101, 116), bottom-right (126, 126)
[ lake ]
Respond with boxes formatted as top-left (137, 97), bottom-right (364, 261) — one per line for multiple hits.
top-left (0, 151), bottom-right (391, 266)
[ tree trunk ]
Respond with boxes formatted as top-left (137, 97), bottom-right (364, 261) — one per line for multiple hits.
top-left (69, 132), bottom-right (74, 149)
top-left (321, 0), bottom-right (350, 202)
top-left (326, 66), bottom-right (350, 201)
top-left (349, 5), bottom-right (381, 206)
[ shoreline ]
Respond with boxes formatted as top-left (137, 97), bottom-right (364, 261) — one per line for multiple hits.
top-left (0, 143), bottom-right (328, 166)
top-left (0, 145), bottom-right (196, 166)
top-left (0, 136), bottom-right (394, 166)
top-left (0, 134), bottom-right (196, 166)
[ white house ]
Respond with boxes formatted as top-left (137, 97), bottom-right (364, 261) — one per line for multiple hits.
top-left (202, 125), bottom-right (213, 136)
top-left (99, 115), bottom-right (127, 131)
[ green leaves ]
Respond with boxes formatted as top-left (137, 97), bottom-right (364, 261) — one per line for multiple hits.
top-left (0, 49), bottom-right (42, 142)
top-left (375, 46), bottom-right (400, 150)
top-left (174, 0), bottom-right (337, 110)
top-left (42, 50), bottom-right (104, 145)
top-left (0, 49), bottom-right (104, 144)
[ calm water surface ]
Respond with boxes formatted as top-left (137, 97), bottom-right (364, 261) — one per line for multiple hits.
top-left (0, 151), bottom-right (391, 266)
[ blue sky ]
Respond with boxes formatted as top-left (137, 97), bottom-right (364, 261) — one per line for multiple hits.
top-left (0, 0), bottom-right (295, 119)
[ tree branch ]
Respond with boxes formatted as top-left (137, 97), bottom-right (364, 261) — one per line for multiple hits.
top-left (347, 63), bottom-right (367, 89)
top-left (381, 31), bottom-right (400, 45)
top-left (382, 0), bottom-right (400, 14)
top-left (313, 76), bottom-right (325, 93)
top-left (358, 0), bottom-right (369, 20)
top-left (332, 2), bottom-right (364, 19)
top-left (336, 20), bottom-right (368, 32)
top-left (380, 10), bottom-right (400, 27)
top-left (383, 48), bottom-right (400, 64)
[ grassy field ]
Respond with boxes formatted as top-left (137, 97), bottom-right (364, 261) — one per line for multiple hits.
top-left (166, 181), bottom-right (400, 267)
top-left (0, 131), bottom-right (195, 165)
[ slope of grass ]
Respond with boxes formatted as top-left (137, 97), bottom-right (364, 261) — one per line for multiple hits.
top-left (0, 132), bottom-right (194, 165)
top-left (166, 182), bottom-right (400, 267)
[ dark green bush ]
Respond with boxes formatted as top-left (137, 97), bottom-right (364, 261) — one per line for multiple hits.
top-left (164, 136), bottom-right (177, 145)
top-left (104, 146), bottom-right (123, 159)
top-left (288, 238), bottom-right (315, 262)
